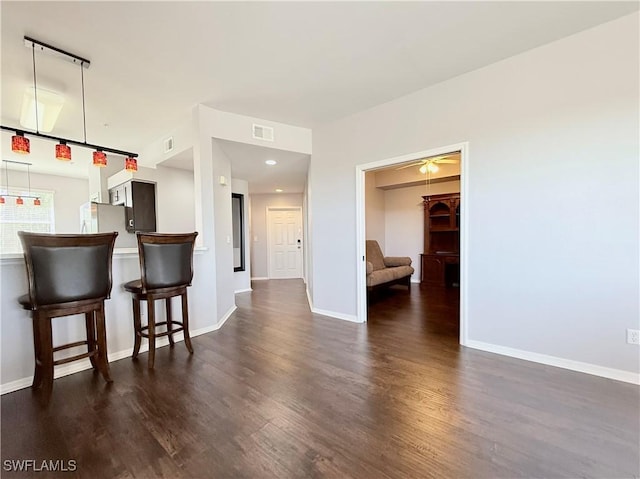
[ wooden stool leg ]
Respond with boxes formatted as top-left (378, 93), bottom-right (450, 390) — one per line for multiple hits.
top-left (85, 312), bottom-right (98, 370)
top-left (166, 297), bottom-right (175, 347)
top-left (38, 314), bottom-right (54, 400)
top-left (95, 303), bottom-right (113, 383)
top-left (181, 292), bottom-right (194, 354)
top-left (132, 298), bottom-right (142, 360)
top-left (147, 296), bottom-right (156, 369)
top-left (31, 315), bottom-right (43, 390)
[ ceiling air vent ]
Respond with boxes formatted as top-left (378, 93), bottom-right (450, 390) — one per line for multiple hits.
top-left (252, 124), bottom-right (274, 142)
top-left (163, 137), bottom-right (174, 153)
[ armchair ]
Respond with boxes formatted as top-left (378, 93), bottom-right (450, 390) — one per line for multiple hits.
top-left (365, 240), bottom-right (414, 291)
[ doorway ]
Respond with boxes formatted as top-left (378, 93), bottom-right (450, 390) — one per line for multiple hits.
top-left (267, 207), bottom-right (303, 279)
top-left (355, 142), bottom-right (468, 346)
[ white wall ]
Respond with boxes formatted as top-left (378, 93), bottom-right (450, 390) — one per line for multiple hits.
top-left (3, 170), bottom-right (89, 234)
top-left (154, 166), bottom-right (196, 233)
top-left (250, 193), bottom-right (303, 279)
top-left (310, 14), bottom-right (639, 377)
top-left (365, 171), bottom-right (385, 249)
top-left (384, 180), bottom-right (460, 282)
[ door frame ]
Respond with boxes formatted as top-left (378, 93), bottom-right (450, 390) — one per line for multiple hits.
top-left (266, 206), bottom-right (304, 279)
top-left (355, 142), bottom-right (469, 346)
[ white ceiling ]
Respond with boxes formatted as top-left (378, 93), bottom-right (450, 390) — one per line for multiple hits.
top-left (1, 2), bottom-right (637, 190)
top-left (158, 141), bottom-right (310, 195)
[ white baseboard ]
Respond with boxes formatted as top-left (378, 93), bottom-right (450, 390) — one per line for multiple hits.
top-left (305, 288), bottom-right (361, 323)
top-left (465, 339), bottom-right (640, 385)
top-left (410, 278), bottom-right (420, 284)
top-left (217, 305), bottom-right (237, 330)
top-left (1, 309), bottom-right (237, 396)
top-left (311, 307), bottom-right (362, 323)
top-left (234, 288), bottom-right (252, 294)
top-left (306, 287), bottom-right (313, 310)
top-left (251, 277), bottom-right (269, 281)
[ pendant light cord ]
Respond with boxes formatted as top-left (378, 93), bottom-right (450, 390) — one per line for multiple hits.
top-left (80, 61), bottom-right (87, 143)
top-left (31, 44), bottom-right (40, 134)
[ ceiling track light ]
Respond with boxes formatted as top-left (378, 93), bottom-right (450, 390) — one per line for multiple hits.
top-left (55, 140), bottom-right (71, 161)
top-left (125, 156), bottom-right (138, 172)
top-left (1, 36), bottom-right (139, 168)
top-left (93, 150), bottom-right (107, 168)
top-left (11, 132), bottom-right (30, 154)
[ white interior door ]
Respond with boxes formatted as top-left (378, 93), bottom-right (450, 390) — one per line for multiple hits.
top-left (268, 207), bottom-right (303, 279)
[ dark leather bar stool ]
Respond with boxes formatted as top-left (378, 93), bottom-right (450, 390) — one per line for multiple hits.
top-left (17, 231), bottom-right (118, 400)
top-left (124, 232), bottom-right (198, 369)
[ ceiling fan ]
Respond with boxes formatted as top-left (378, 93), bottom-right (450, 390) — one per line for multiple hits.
top-left (396, 154), bottom-right (459, 174)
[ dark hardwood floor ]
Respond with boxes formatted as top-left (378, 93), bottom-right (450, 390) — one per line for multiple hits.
top-left (1, 280), bottom-right (638, 478)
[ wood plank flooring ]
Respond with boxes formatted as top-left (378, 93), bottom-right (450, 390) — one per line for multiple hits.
top-left (1, 280), bottom-right (638, 478)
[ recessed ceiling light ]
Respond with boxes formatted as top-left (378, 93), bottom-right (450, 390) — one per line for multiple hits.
top-left (275, 188), bottom-right (283, 193)
top-left (265, 160), bottom-right (277, 166)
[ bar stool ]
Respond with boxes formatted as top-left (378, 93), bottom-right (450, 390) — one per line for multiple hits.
top-left (17, 231), bottom-right (118, 400)
top-left (124, 232), bottom-right (198, 369)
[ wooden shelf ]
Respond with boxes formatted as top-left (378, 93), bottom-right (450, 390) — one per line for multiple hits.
top-left (422, 192), bottom-right (460, 286)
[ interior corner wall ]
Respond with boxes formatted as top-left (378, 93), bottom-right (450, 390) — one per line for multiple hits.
top-left (365, 171), bottom-right (385, 249)
top-left (310, 13), bottom-right (639, 375)
top-left (232, 178), bottom-right (251, 292)
top-left (304, 170), bottom-right (313, 296)
top-left (210, 139), bottom-right (236, 317)
top-left (154, 166), bottom-right (196, 233)
top-left (250, 193), bottom-right (304, 279)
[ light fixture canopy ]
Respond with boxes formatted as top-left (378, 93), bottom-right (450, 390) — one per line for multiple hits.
top-left (275, 188), bottom-right (283, 193)
top-left (11, 132), bottom-right (30, 154)
top-left (265, 160), bottom-right (277, 166)
top-left (93, 150), bottom-right (107, 167)
top-left (55, 141), bottom-right (71, 161)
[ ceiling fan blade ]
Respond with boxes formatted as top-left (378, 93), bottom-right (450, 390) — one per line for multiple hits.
top-left (395, 161), bottom-right (424, 170)
top-left (434, 159), bottom-right (459, 164)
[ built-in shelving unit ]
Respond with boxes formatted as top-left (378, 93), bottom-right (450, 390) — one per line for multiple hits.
top-left (421, 193), bottom-right (460, 286)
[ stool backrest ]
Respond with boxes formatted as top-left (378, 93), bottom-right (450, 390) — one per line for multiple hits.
top-left (18, 232), bottom-right (118, 307)
top-left (137, 232), bottom-right (198, 290)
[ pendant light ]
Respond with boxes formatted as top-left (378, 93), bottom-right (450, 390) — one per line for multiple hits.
top-left (93, 150), bottom-right (107, 167)
top-left (125, 156), bottom-right (138, 172)
top-left (55, 141), bottom-right (71, 161)
top-left (1, 37), bottom-right (139, 170)
top-left (11, 132), bottom-right (30, 154)
top-left (1, 160), bottom-right (41, 206)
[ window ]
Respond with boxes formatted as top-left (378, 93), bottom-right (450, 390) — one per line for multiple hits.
top-left (0, 188), bottom-right (55, 254)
